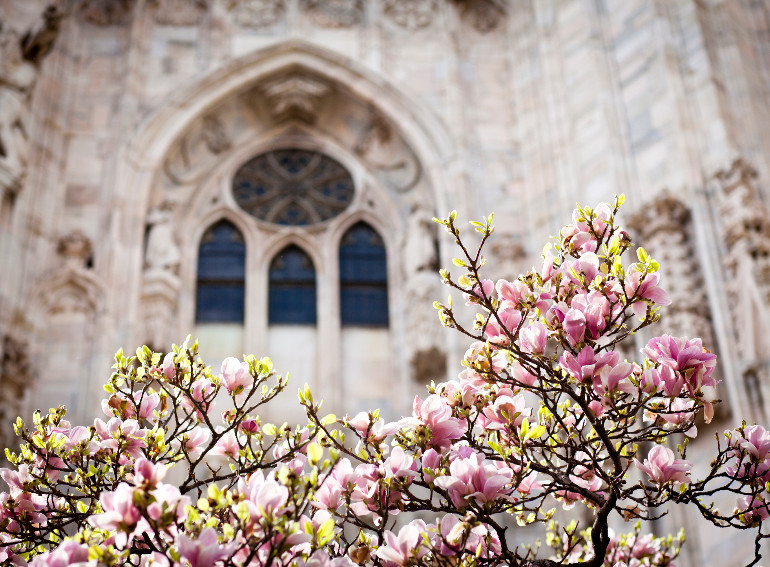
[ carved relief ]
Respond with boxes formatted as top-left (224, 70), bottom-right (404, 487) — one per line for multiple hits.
top-left (149, 0), bottom-right (208, 26)
top-left (140, 270), bottom-right (181, 352)
top-left (164, 113), bottom-right (231, 185)
top-left (0, 7), bottom-right (61, 188)
top-left (0, 333), bottom-right (32, 448)
top-left (402, 204), bottom-right (446, 383)
top-left (452, 0), bottom-right (506, 33)
top-left (628, 193), bottom-right (714, 346)
top-left (302, 0), bottom-right (364, 28)
top-left (259, 75), bottom-right (330, 123)
top-left (145, 201), bottom-right (181, 275)
top-left (354, 108), bottom-right (421, 192)
top-left (227, 0), bottom-right (286, 29)
top-left (57, 230), bottom-right (93, 269)
top-left (383, 0), bottom-right (437, 30)
top-left (78, 0), bottom-right (133, 27)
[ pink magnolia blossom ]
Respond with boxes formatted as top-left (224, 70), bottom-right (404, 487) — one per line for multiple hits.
top-left (132, 458), bottom-right (167, 488)
top-left (376, 520), bottom-right (429, 566)
top-left (484, 301), bottom-right (523, 343)
top-left (29, 541), bottom-right (91, 567)
top-left (737, 495), bottom-right (770, 524)
top-left (436, 515), bottom-right (500, 557)
top-left (434, 450), bottom-right (513, 508)
top-left (412, 394), bottom-right (466, 450)
top-left (642, 335), bottom-right (718, 398)
top-left (220, 357), bottom-right (252, 395)
top-left (634, 445), bottom-right (692, 485)
top-left (479, 389), bottom-right (531, 433)
top-left (172, 427), bottom-right (211, 459)
top-left (210, 430), bottom-right (240, 459)
top-left (560, 346), bottom-right (618, 385)
top-left (236, 471), bottom-right (289, 523)
top-left (620, 269), bottom-right (671, 319)
top-left (734, 425), bottom-right (770, 462)
top-left (463, 279), bottom-right (494, 306)
top-left (161, 352), bottom-right (176, 381)
top-left (519, 321), bottom-right (547, 354)
top-left (89, 483), bottom-right (141, 547)
top-left (314, 458), bottom-right (355, 511)
top-left (176, 527), bottom-right (237, 567)
top-left (496, 278), bottom-right (528, 305)
top-left (147, 483), bottom-right (189, 523)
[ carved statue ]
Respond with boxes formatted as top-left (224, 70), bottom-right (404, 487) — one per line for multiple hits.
top-left (145, 201), bottom-right (182, 274)
top-left (0, 26), bottom-right (38, 176)
top-left (0, 6), bottom-right (61, 181)
top-left (57, 229), bottom-right (94, 270)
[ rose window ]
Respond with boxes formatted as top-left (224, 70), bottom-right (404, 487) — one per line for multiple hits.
top-left (232, 149), bottom-right (355, 226)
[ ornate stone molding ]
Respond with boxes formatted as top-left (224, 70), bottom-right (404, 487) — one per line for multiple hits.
top-left (145, 201), bottom-right (182, 275)
top-left (452, 0), bottom-right (506, 33)
top-left (57, 229), bottom-right (93, 269)
top-left (149, 0), bottom-right (208, 26)
top-left (226, 0), bottom-right (286, 29)
top-left (354, 108), bottom-right (422, 193)
top-left (78, 0), bottom-right (133, 27)
top-left (0, 333), bottom-right (32, 448)
top-left (628, 192), bottom-right (714, 345)
top-left (0, 7), bottom-right (60, 190)
top-left (302, 0), bottom-right (364, 28)
top-left (140, 270), bottom-right (181, 352)
top-left (164, 112), bottom-right (232, 185)
top-left (383, 0), bottom-right (437, 30)
top-left (259, 74), bottom-right (330, 123)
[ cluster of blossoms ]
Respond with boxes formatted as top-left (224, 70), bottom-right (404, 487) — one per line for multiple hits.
top-left (0, 197), bottom-right (768, 566)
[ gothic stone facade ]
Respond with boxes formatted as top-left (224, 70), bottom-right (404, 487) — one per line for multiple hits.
top-left (3, 1), bottom-right (770, 565)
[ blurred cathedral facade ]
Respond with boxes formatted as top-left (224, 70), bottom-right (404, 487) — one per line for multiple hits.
top-left (2, 1), bottom-right (770, 564)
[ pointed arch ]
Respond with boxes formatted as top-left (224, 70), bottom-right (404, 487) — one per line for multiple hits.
top-left (196, 220), bottom-right (246, 323)
top-left (339, 222), bottom-right (388, 327)
top-left (268, 244), bottom-right (317, 325)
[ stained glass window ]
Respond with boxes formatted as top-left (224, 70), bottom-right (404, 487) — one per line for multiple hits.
top-left (269, 245), bottom-right (317, 324)
top-left (339, 222), bottom-right (388, 326)
top-left (196, 220), bottom-right (245, 323)
top-left (232, 149), bottom-right (355, 226)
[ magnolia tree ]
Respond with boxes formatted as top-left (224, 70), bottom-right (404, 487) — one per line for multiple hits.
top-left (2, 197), bottom-right (770, 567)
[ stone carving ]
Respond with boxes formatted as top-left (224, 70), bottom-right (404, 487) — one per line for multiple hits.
top-left (402, 204), bottom-right (446, 383)
top-left (0, 30), bottom-right (39, 182)
top-left (452, 0), bottom-right (506, 33)
top-left (149, 0), bottom-right (208, 26)
top-left (78, 0), bottom-right (133, 27)
top-left (57, 229), bottom-right (94, 269)
top-left (140, 270), bottom-right (181, 352)
top-left (227, 0), bottom-right (286, 29)
top-left (628, 192), bottom-right (714, 345)
top-left (0, 333), bottom-right (32, 448)
top-left (712, 160), bottom-right (770, 408)
top-left (21, 6), bottom-right (63, 65)
top-left (260, 74), bottom-right (330, 123)
top-left (302, 0), bottom-right (364, 28)
top-left (164, 113), bottom-right (231, 185)
top-left (145, 201), bottom-right (181, 274)
top-left (354, 108), bottom-right (421, 193)
top-left (383, 0), bottom-right (437, 30)
top-left (0, 7), bottom-right (60, 197)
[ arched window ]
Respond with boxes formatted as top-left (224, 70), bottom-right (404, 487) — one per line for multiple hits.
top-left (269, 245), bottom-right (317, 325)
top-left (196, 220), bottom-right (245, 323)
top-left (339, 222), bottom-right (388, 326)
